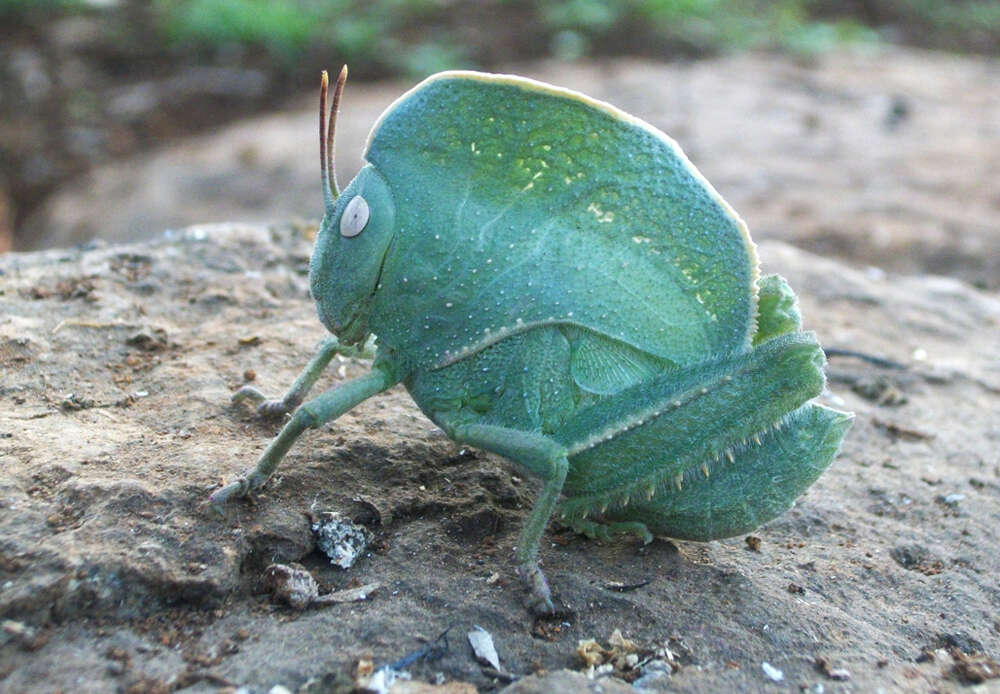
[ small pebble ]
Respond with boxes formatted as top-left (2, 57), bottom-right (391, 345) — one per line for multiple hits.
top-left (762, 662), bottom-right (784, 681)
top-left (312, 511), bottom-right (373, 569)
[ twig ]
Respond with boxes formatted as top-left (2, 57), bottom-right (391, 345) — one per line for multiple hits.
top-left (390, 626), bottom-right (452, 670)
top-left (824, 348), bottom-right (906, 370)
top-left (603, 579), bottom-right (652, 592)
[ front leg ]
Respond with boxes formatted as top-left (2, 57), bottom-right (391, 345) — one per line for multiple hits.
top-left (233, 336), bottom-right (376, 417)
top-left (213, 365), bottom-right (398, 506)
top-left (443, 422), bottom-right (568, 615)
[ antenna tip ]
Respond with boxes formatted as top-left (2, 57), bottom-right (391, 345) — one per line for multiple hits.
top-left (339, 65), bottom-right (348, 81)
top-left (321, 70), bottom-right (329, 87)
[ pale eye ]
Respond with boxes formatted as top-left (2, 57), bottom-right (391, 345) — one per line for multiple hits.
top-left (340, 195), bottom-right (370, 237)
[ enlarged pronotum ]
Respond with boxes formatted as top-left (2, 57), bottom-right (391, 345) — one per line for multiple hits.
top-left (213, 67), bottom-right (852, 614)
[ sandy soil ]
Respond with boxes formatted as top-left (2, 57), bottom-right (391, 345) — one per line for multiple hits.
top-left (2, 49), bottom-right (1000, 693)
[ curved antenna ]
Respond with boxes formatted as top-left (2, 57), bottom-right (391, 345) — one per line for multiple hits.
top-left (320, 70), bottom-right (332, 207)
top-left (319, 66), bottom-right (348, 209)
top-left (327, 65), bottom-right (348, 200)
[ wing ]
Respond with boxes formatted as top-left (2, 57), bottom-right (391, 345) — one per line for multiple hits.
top-left (365, 71), bottom-right (759, 370)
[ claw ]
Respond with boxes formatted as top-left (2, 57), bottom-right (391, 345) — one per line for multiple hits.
top-left (530, 595), bottom-right (556, 616)
top-left (257, 399), bottom-right (296, 417)
top-left (518, 561), bottom-right (555, 616)
top-left (209, 467), bottom-right (273, 510)
top-left (232, 386), bottom-right (298, 418)
top-left (208, 476), bottom-right (250, 509)
top-left (205, 496), bottom-right (229, 517)
top-left (232, 386), bottom-right (267, 406)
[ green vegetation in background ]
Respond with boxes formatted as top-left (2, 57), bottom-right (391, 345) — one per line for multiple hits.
top-left (0, 0), bottom-right (82, 11)
top-left (4, 0), bottom-right (999, 77)
top-left (540, 0), bottom-right (882, 59)
top-left (882, 0), bottom-right (1000, 45)
top-left (154, 0), bottom-right (468, 75)
top-left (152, 0), bottom-right (885, 75)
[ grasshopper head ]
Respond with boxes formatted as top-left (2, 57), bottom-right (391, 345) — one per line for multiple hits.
top-left (308, 68), bottom-right (396, 346)
top-left (310, 166), bottom-right (395, 345)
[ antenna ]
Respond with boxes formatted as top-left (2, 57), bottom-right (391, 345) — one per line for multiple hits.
top-left (319, 66), bottom-right (348, 209)
top-left (328, 65), bottom-right (348, 199)
top-left (320, 70), bottom-right (332, 207)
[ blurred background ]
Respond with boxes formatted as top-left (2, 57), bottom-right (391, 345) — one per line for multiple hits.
top-left (2, 0), bottom-right (998, 287)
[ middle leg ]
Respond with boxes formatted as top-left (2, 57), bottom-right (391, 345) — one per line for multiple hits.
top-left (443, 421), bottom-right (569, 615)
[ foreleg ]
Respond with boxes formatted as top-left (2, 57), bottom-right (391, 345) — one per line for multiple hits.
top-left (213, 365), bottom-right (397, 506)
top-left (233, 336), bottom-right (375, 417)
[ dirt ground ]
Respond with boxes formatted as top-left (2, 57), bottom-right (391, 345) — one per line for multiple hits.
top-left (2, 50), bottom-right (1000, 693)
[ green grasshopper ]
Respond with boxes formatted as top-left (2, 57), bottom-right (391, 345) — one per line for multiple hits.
top-left (213, 67), bottom-right (852, 614)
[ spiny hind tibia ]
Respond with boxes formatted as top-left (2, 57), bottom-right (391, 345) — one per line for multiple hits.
top-left (213, 67), bottom-right (852, 615)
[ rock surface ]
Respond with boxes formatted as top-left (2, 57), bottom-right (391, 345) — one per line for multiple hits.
top-left (1, 222), bottom-right (998, 692)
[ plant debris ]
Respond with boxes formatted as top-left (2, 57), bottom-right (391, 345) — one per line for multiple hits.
top-left (575, 629), bottom-right (679, 685)
top-left (602, 579), bottom-right (652, 592)
top-left (264, 563), bottom-right (379, 609)
top-left (815, 655), bottom-right (851, 680)
top-left (468, 625), bottom-right (502, 672)
top-left (947, 648), bottom-right (1000, 684)
top-left (354, 629), bottom-right (457, 694)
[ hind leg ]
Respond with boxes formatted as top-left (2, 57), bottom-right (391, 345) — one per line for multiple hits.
top-left (564, 517), bottom-right (653, 545)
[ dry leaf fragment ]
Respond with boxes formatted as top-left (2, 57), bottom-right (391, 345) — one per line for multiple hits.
top-left (468, 626), bottom-right (502, 672)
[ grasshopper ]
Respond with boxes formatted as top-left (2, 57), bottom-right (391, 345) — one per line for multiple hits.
top-left (213, 68), bottom-right (852, 614)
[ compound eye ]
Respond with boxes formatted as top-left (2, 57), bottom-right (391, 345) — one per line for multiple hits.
top-left (340, 195), bottom-right (370, 237)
